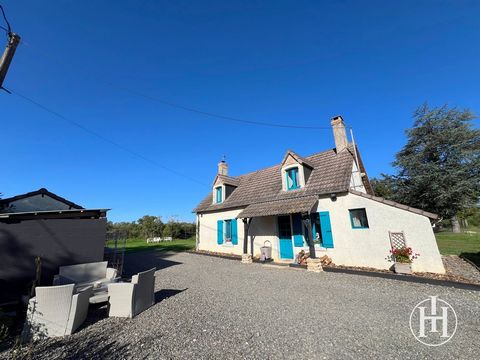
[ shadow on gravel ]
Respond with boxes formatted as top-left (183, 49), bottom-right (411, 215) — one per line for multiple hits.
top-left (21, 329), bottom-right (133, 360)
top-left (123, 251), bottom-right (183, 277)
top-left (460, 251), bottom-right (480, 267)
top-left (155, 288), bottom-right (187, 304)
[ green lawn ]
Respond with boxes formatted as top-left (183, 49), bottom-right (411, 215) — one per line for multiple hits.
top-left (106, 237), bottom-right (196, 253)
top-left (435, 230), bottom-right (480, 266)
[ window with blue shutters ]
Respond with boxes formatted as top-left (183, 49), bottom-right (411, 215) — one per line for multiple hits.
top-left (215, 186), bottom-right (223, 203)
top-left (286, 167), bottom-right (300, 190)
top-left (217, 219), bottom-right (238, 245)
top-left (224, 220), bottom-right (232, 242)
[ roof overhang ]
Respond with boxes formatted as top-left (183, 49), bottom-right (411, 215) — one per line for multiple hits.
top-left (349, 190), bottom-right (438, 219)
top-left (237, 195), bottom-right (318, 219)
top-left (212, 174), bottom-right (240, 188)
top-left (281, 150), bottom-right (314, 169)
top-left (0, 208), bottom-right (110, 221)
top-left (0, 188), bottom-right (84, 209)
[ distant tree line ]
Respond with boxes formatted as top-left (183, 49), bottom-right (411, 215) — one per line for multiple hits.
top-left (107, 215), bottom-right (196, 240)
top-left (370, 104), bottom-right (480, 233)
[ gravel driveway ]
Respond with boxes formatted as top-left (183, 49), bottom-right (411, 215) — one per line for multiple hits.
top-left (5, 251), bottom-right (480, 359)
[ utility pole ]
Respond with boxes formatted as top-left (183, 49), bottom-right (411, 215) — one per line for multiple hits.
top-left (0, 32), bottom-right (20, 91)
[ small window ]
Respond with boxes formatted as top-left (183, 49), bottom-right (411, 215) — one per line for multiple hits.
top-left (215, 186), bottom-right (222, 203)
top-left (286, 168), bottom-right (300, 190)
top-left (349, 208), bottom-right (369, 229)
top-left (224, 219), bottom-right (232, 243)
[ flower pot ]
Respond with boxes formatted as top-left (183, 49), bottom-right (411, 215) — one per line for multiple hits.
top-left (394, 262), bottom-right (412, 275)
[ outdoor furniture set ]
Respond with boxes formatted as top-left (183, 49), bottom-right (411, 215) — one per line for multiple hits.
top-left (22, 261), bottom-right (156, 339)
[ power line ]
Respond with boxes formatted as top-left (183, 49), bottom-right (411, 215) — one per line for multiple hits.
top-left (102, 81), bottom-right (332, 130)
top-left (0, 5), bottom-right (12, 35)
top-left (19, 42), bottom-right (334, 130)
top-left (10, 89), bottom-right (210, 188)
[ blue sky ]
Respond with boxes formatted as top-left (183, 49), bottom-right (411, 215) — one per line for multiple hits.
top-left (1, 1), bottom-right (479, 222)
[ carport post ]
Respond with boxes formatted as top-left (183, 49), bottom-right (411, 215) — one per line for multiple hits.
top-left (242, 218), bottom-right (249, 254)
top-left (241, 218), bottom-right (252, 263)
top-left (302, 214), bottom-right (316, 259)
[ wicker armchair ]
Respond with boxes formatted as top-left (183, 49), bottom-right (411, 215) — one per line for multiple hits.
top-left (23, 284), bottom-right (92, 339)
top-left (108, 268), bottom-right (156, 318)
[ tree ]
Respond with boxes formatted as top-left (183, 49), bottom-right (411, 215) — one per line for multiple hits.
top-left (137, 215), bottom-right (163, 239)
top-left (370, 175), bottom-right (396, 199)
top-left (391, 104), bottom-right (480, 232)
top-left (107, 215), bottom-right (195, 241)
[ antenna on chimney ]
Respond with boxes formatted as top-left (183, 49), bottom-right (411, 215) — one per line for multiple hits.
top-left (349, 126), bottom-right (363, 192)
top-left (349, 127), bottom-right (360, 168)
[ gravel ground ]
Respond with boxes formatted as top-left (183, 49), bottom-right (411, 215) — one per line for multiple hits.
top-left (442, 255), bottom-right (480, 284)
top-left (3, 251), bottom-right (479, 359)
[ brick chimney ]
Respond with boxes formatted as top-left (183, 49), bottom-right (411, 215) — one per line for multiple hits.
top-left (218, 158), bottom-right (228, 176)
top-left (331, 115), bottom-right (349, 153)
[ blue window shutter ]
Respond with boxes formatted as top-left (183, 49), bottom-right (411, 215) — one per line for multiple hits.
top-left (294, 168), bottom-right (299, 188)
top-left (217, 220), bottom-right (223, 244)
top-left (292, 213), bottom-right (304, 247)
top-left (231, 219), bottom-right (238, 245)
top-left (319, 211), bottom-right (334, 248)
top-left (216, 187), bottom-right (222, 203)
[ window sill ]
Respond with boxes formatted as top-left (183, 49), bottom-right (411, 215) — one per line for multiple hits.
top-left (222, 243), bottom-right (234, 247)
top-left (351, 227), bottom-right (369, 230)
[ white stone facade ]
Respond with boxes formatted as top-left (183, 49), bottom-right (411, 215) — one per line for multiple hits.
top-left (196, 192), bottom-right (445, 274)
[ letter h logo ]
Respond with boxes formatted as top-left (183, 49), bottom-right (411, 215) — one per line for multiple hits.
top-left (418, 296), bottom-right (449, 338)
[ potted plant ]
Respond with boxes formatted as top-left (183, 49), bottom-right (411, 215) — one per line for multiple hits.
top-left (387, 247), bottom-right (419, 274)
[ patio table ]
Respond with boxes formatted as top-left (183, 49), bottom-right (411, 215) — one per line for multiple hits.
top-left (76, 278), bottom-right (121, 305)
top-left (89, 291), bottom-right (109, 304)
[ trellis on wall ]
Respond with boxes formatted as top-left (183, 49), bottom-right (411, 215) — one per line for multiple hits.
top-left (389, 231), bottom-right (407, 250)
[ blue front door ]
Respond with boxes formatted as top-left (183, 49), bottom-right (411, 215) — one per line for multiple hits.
top-left (278, 215), bottom-right (294, 259)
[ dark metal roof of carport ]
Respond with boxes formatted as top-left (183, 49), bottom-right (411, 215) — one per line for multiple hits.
top-left (0, 208), bottom-right (110, 221)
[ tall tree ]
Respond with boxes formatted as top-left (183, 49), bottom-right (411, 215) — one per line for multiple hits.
top-left (137, 215), bottom-right (164, 238)
top-left (392, 104), bottom-right (480, 232)
top-left (370, 175), bottom-right (396, 199)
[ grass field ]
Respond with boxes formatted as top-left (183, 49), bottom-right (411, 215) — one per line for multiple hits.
top-left (106, 238), bottom-right (196, 253)
top-left (105, 233), bottom-right (480, 266)
top-left (435, 230), bottom-right (480, 266)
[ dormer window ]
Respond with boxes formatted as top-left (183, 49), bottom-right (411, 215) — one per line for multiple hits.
top-left (286, 167), bottom-right (300, 190)
top-left (215, 186), bottom-right (223, 203)
top-left (280, 150), bottom-right (313, 192)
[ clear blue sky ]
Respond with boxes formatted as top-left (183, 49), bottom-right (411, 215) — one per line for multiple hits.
top-left (1, 1), bottom-right (479, 222)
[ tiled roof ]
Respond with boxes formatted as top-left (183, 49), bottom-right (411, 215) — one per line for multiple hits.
top-left (194, 147), bottom-right (355, 213)
top-left (349, 189), bottom-right (439, 219)
top-left (281, 149), bottom-right (315, 169)
top-left (213, 174), bottom-right (240, 187)
top-left (237, 195), bottom-right (318, 218)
